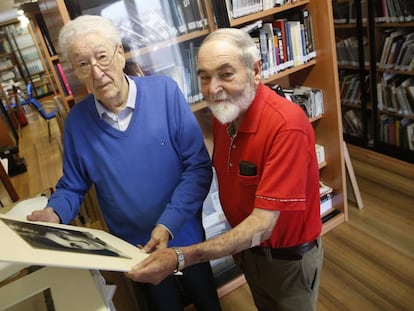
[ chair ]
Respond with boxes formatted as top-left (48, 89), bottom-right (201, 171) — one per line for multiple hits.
top-left (23, 83), bottom-right (58, 142)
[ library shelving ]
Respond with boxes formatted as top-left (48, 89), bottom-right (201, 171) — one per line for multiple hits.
top-left (333, 0), bottom-right (373, 148)
top-left (20, 2), bottom-right (74, 111)
top-left (372, 18), bottom-right (414, 163)
top-left (31, 0), bottom-right (347, 309)
top-left (332, 0), bottom-right (414, 163)
top-left (1, 21), bottom-right (55, 101)
top-left (0, 33), bottom-right (21, 109)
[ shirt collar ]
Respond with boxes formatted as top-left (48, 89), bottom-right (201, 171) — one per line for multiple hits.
top-left (95, 75), bottom-right (137, 119)
top-left (238, 83), bottom-right (266, 134)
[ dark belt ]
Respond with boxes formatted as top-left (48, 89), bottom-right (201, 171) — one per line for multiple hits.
top-left (250, 239), bottom-right (318, 260)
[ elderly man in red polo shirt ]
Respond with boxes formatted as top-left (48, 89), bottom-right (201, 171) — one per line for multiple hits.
top-left (127, 28), bottom-right (324, 311)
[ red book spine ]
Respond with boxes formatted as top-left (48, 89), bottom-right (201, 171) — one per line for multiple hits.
top-left (56, 62), bottom-right (72, 96)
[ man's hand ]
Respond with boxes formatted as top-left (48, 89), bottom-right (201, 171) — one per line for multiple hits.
top-left (126, 248), bottom-right (178, 284)
top-left (26, 207), bottom-right (60, 223)
top-left (141, 224), bottom-right (170, 253)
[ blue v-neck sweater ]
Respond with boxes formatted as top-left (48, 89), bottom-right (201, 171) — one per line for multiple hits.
top-left (49, 76), bottom-right (212, 247)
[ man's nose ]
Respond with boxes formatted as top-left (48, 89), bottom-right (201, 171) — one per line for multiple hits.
top-left (208, 77), bottom-right (223, 95)
top-left (91, 63), bottom-right (105, 78)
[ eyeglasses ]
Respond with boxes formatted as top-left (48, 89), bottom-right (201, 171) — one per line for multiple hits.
top-left (73, 46), bottom-right (118, 78)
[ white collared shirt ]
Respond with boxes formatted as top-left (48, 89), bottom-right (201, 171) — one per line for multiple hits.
top-left (95, 75), bottom-right (137, 131)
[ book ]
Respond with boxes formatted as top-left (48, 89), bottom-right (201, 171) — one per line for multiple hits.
top-left (258, 28), bottom-right (270, 79)
top-left (55, 62), bottom-right (72, 96)
top-left (301, 8), bottom-right (316, 59)
top-left (178, 0), bottom-right (198, 31)
top-left (190, 0), bottom-right (205, 29)
top-left (287, 20), bottom-right (304, 66)
top-left (343, 109), bottom-right (363, 136)
top-left (168, 0), bottom-right (188, 33)
top-left (273, 27), bottom-right (285, 68)
top-left (320, 191), bottom-right (334, 216)
top-left (315, 144), bottom-right (326, 164)
top-left (240, 20), bottom-right (263, 34)
top-left (319, 181), bottom-right (333, 197)
top-left (196, 0), bottom-right (208, 27)
top-left (262, 23), bottom-right (278, 75)
top-left (273, 19), bottom-right (293, 69)
top-left (210, 0), bottom-right (231, 27)
top-left (292, 86), bottom-right (324, 118)
top-left (160, 0), bottom-right (181, 34)
top-left (332, 0), bottom-right (351, 23)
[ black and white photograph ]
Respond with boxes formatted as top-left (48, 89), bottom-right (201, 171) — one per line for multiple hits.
top-left (1, 218), bottom-right (131, 258)
top-left (0, 216), bottom-right (147, 272)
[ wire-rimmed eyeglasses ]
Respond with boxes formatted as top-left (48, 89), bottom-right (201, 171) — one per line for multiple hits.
top-left (73, 46), bottom-right (119, 78)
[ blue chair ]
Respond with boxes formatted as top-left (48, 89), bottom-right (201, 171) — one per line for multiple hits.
top-left (24, 83), bottom-right (58, 142)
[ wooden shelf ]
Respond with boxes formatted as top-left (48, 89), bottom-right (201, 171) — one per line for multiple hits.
top-left (230, 0), bottom-right (310, 27)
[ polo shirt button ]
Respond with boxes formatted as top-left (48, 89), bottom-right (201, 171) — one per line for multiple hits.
top-left (232, 144), bottom-right (236, 149)
top-left (229, 162), bottom-right (233, 167)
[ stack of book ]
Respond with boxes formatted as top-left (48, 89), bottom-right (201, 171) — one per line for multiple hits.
top-left (319, 181), bottom-right (334, 216)
top-left (338, 71), bottom-right (370, 105)
top-left (332, 0), bottom-right (368, 24)
top-left (342, 108), bottom-right (363, 137)
top-left (373, 0), bottom-right (414, 23)
top-left (212, 0), bottom-right (305, 22)
top-left (336, 36), bottom-right (362, 67)
top-left (377, 73), bottom-right (414, 116)
top-left (378, 115), bottom-right (414, 150)
top-left (377, 30), bottom-right (414, 71)
top-left (279, 85), bottom-right (324, 119)
top-left (242, 8), bottom-right (316, 79)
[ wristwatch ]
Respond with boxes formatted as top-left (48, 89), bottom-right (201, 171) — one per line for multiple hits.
top-left (173, 247), bottom-right (185, 272)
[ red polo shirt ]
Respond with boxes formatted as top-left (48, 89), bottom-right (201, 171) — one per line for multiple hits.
top-left (212, 83), bottom-right (322, 248)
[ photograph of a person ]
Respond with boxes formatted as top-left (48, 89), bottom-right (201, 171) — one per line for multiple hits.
top-left (1, 218), bottom-right (131, 258)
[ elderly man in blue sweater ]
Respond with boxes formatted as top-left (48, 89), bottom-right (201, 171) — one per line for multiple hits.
top-left (27, 15), bottom-right (222, 311)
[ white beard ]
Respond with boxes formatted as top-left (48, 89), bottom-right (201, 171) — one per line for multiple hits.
top-left (208, 82), bottom-right (256, 124)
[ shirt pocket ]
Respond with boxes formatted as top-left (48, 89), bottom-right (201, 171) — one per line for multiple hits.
top-left (238, 174), bottom-right (260, 211)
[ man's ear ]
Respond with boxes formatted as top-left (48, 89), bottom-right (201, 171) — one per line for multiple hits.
top-left (253, 60), bottom-right (262, 86)
top-left (118, 44), bottom-right (126, 69)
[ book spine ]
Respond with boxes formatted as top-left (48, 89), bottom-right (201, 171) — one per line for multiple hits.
top-left (169, 0), bottom-right (188, 33)
top-left (210, 0), bottom-right (231, 27)
top-left (259, 28), bottom-right (269, 79)
top-left (55, 63), bottom-right (72, 96)
top-left (190, 0), bottom-right (204, 29)
top-left (179, 0), bottom-right (197, 32)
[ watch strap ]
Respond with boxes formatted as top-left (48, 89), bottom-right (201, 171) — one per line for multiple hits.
top-left (173, 247), bottom-right (185, 272)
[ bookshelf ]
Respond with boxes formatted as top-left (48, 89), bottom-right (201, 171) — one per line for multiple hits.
top-left (332, 0), bottom-right (414, 163)
top-left (372, 17), bottom-right (414, 163)
top-left (20, 2), bottom-right (74, 111)
top-left (0, 20), bottom-right (57, 108)
top-left (32, 0), bottom-right (347, 307)
top-left (0, 25), bottom-right (25, 109)
top-left (333, 0), bottom-right (373, 148)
